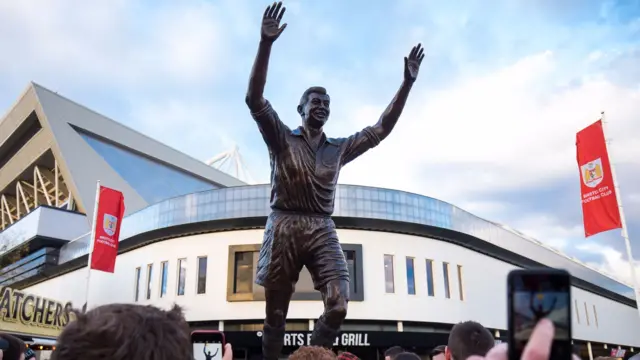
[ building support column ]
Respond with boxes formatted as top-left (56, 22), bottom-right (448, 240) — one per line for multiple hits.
top-left (218, 320), bottom-right (224, 331)
top-left (397, 321), bottom-right (403, 332)
top-left (587, 341), bottom-right (593, 360)
top-left (308, 320), bottom-right (314, 331)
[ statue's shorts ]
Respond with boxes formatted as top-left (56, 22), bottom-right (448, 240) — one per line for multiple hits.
top-left (255, 211), bottom-right (350, 293)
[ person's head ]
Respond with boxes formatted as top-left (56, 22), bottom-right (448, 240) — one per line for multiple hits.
top-left (51, 303), bottom-right (192, 360)
top-left (0, 334), bottom-right (25, 360)
top-left (394, 353), bottom-right (421, 360)
top-left (288, 346), bottom-right (336, 360)
top-left (431, 345), bottom-right (447, 360)
top-left (445, 321), bottom-right (494, 360)
top-left (337, 351), bottom-right (360, 360)
top-left (297, 86), bottom-right (330, 130)
top-left (384, 346), bottom-right (405, 360)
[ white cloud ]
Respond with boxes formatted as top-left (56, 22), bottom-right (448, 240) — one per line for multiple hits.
top-left (0, 0), bottom-right (225, 90)
top-left (339, 50), bottom-right (640, 206)
top-left (577, 242), bottom-right (640, 289)
top-left (507, 214), bottom-right (585, 251)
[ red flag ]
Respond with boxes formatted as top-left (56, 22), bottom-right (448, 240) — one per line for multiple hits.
top-left (576, 120), bottom-right (621, 237)
top-left (90, 186), bottom-right (125, 273)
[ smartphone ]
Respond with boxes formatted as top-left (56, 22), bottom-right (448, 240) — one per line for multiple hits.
top-left (0, 338), bottom-right (9, 351)
top-left (507, 269), bottom-right (572, 360)
top-left (191, 330), bottom-right (225, 360)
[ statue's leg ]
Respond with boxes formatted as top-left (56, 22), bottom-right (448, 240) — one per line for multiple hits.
top-left (309, 278), bottom-right (349, 348)
top-left (262, 287), bottom-right (293, 360)
top-left (258, 213), bottom-right (303, 360)
top-left (306, 219), bottom-right (350, 348)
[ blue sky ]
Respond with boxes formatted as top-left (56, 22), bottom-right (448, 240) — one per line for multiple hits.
top-left (0, 0), bottom-right (639, 285)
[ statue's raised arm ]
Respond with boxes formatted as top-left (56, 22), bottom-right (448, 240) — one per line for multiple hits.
top-left (245, 2), bottom-right (289, 153)
top-left (340, 44), bottom-right (425, 166)
top-left (371, 43), bottom-right (425, 141)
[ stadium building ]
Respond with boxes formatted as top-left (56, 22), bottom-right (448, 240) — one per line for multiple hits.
top-left (1, 83), bottom-right (639, 360)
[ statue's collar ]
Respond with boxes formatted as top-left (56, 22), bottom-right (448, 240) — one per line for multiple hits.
top-left (291, 127), bottom-right (338, 146)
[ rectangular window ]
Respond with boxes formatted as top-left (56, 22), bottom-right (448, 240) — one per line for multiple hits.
top-left (197, 256), bottom-right (208, 294)
top-left (233, 252), bottom-right (254, 294)
top-left (177, 258), bottom-right (187, 296)
top-left (443, 262), bottom-right (451, 299)
top-left (159, 261), bottom-right (168, 298)
top-left (406, 257), bottom-right (416, 295)
top-left (345, 250), bottom-right (357, 296)
top-left (134, 267), bottom-right (141, 302)
top-left (227, 244), bottom-right (365, 302)
top-left (457, 265), bottom-right (465, 301)
top-left (593, 305), bottom-right (599, 327)
top-left (574, 299), bottom-right (580, 324)
top-left (146, 264), bottom-right (153, 300)
top-left (384, 255), bottom-right (395, 293)
top-left (425, 259), bottom-right (435, 296)
top-left (584, 302), bottom-right (590, 326)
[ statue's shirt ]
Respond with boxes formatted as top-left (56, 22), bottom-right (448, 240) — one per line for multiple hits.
top-left (252, 101), bottom-right (381, 216)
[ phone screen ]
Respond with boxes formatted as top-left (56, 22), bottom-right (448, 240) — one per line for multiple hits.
top-left (191, 331), bottom-right (225, 360)
top-left (509, 270), bottom-right (572, 360)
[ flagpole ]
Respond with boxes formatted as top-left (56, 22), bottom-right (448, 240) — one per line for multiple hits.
top-left (85, 180), bottom-right (101, 311)
top-left (600, 111), bottom-right (640, 313)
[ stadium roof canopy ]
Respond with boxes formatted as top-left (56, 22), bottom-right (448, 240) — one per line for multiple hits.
top-left (0, 82), bottom-right (244, 228)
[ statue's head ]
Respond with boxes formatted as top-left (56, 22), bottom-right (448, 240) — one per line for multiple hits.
top-left (297, 86), bottom-right (330, 130)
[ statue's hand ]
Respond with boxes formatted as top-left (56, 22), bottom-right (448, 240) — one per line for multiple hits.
top-left (404, 43), bottom-right (425, 82)
top-left (261, 2), bottom-right (287, 43)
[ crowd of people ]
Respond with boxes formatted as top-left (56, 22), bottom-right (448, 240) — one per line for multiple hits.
top-left (0, 303), bottom-right (564, 360)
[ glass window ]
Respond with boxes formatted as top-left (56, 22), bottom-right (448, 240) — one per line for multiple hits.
top-left (442, 262), bottom-right (451, 299)
top-left (177, 258), bottom-right (187, 296)
top-left (233, 252), bottom-right (254, 294)
top-left (345, 250), bottom-right (357, 295)
top-left (197, 257), bottom-right (208, 294)
top-left (77, 131), bottom-right (218, 205)
top-left (592, 305), bottom-right (598, 327)
top-left (457, 265), bottom-right (464, 301)
top-left (384, 255), bottom-right (395, 293)
top-left (584, 302), bottom-right (590, 326)
top-left (425, 259), bottom-right (435, 296)
top-left (574, 299), bottom-right (580, 323)
top-left (134, 267), bottom-right (141, 302)
top-left (406, 257), bottom-right (416, 295)
top-left (146, 264), bottom-right (153, 299)
top-left (160, 261), bottom-right (168, 298)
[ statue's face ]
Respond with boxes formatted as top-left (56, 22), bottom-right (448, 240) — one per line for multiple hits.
top-left (302, 92), bottom-right (330, 129)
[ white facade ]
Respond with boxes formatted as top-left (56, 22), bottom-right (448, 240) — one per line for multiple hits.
top-left (23, 229), bottom-right (640, 347)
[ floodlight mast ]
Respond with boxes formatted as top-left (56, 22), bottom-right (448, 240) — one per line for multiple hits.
top-left (206, 145), bottom-right (257, 184)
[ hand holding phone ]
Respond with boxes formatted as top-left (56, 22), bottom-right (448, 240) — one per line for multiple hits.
top-left (507, 269), bottom-right (572, 360)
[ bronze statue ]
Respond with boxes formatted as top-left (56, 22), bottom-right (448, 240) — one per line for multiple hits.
top-left (245, 2), bottom-right (424, 358)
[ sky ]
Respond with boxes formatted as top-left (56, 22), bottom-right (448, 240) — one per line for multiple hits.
top-left (0, 0), bottom-right (639, 287)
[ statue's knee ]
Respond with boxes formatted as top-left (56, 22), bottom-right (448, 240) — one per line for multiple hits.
top-left (266, 309), bottom-right (286, 328)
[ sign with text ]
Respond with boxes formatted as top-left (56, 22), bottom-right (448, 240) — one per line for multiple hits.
top-left (0, 286), bottom-right (75, 337)
top-left (576, 120), bottom-right (621, 237)
top-left (226, 330), bottom-right (449, 349)
top-left (257, 331), bottom-right (371, 347)
top-left (91, 186), bottom-right (125, 273)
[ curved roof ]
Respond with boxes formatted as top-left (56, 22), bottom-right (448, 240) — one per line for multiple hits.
top-left (56, 184), bottom-right (635, 304)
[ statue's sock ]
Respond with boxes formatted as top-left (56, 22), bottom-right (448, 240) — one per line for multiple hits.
top-left (309, 319), bottom-right (339, 348)
top-left (262, 323), bottom-right (285, 360)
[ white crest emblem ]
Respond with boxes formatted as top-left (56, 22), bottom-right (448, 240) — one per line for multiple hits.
top-left (103, 214), bottom-right (118, 237)
top-left (580, 158), bottom-right (604, 188)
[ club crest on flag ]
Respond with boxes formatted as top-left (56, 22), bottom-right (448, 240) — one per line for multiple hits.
top-left (581, 158), bottom-right (604, 188)
top-left (103, 214), bottom-right (118, 237)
